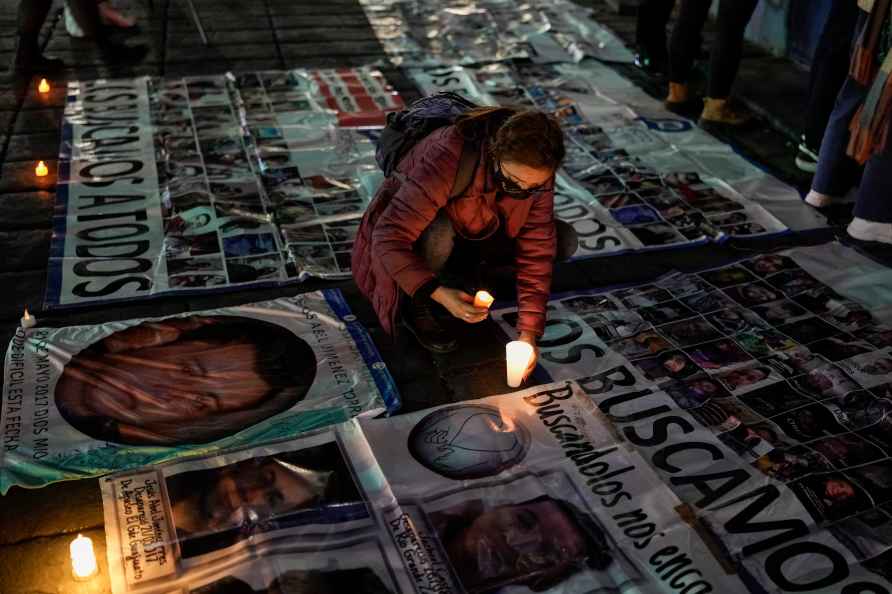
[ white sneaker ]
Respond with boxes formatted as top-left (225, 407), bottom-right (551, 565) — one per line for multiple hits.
top-left (64, 4), bottom-right (85, 38)
top-left (804, 190), bottom-right (836, 208)
top-left (848, 217), bottom-right (892, 244)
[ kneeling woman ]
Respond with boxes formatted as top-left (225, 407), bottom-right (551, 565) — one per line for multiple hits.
top-left (352, 106), bottom-right (575, 375)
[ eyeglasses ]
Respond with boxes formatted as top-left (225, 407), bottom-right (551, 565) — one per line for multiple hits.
top-left (495, 163), bottom-right (553, 200)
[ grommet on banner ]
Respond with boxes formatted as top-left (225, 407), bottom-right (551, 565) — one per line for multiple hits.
top-left (20, 308), bottom-right (36, 329)
top-left (35, 161), bottom-right (48, 177)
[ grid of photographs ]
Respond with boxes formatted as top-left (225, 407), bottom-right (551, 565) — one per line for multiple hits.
top-left (150, 75), bottom-right (287, 289)
top-left (561, 253), bottom-right (892, 532)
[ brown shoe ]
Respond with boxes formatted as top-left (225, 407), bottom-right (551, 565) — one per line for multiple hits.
top-left (664, 82), bottom-right (700, 117)
top-left (699, 97), bottom-right (752, 128)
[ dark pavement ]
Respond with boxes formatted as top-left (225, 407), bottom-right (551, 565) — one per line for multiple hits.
top-left (0, 1), bottom-right (882, 592)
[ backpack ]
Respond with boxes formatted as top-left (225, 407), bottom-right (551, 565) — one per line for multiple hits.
top-left (375, 92), bottom-right (481, 199)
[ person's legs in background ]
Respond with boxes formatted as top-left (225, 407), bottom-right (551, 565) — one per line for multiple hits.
top-left (698, 0), bottom-right (759, 127)
top-left (666, 0), bottom-right (711, 111)
top-left (849, 147), bottom-right (892, 243)
top-left (5, 0), bottom-right (64, 79)
top-left (797, 0), bottom-right (861, 172)
top-left (635, 0), bottom-right (677, 74)
top-left (805, 12), bottom-right (869, 208)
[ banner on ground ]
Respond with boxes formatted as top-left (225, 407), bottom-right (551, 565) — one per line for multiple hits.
top-left (410, 61), bottom-right (826, 259)
top-left (491, 241), bottom-right (892, 592)
top-left (47, 69), bottom-right (403, 308)
top-left (101, 382), bottom-right (745, 594)
top-left (0, 291), bottom-right (398, 493)
top-left (357, 0), bottom-right (635, 66)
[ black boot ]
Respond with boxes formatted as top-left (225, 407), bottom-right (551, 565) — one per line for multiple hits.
top-left (401, 294), bottom-right (458, 354)
top-left (3, 34), bottom-right (65, 82)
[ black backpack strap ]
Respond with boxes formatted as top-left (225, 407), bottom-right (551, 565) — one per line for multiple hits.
top-left (448, 137), bottom-right (480, 199)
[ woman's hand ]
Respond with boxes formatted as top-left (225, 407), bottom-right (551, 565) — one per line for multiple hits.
top-left (431, 287), bottom-right (489, 323)
top-left (518, 331), bottom-right (539, 381)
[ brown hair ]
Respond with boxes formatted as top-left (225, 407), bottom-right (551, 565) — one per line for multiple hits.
top-left (455, 107), bottom-right (565, 171)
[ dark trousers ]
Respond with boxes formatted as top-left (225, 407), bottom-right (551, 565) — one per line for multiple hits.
top-left (418, 212), bottom-right (577, 276)
top-left (812, 15), bottom-right (892, 223)
top-left (636, 0), bottom-right (677, 59)
top-left (18, 0), bottom-right (101, 40)
top-left (803, 0), bottom-right (860, 149)
top-left (668, 0), bottom-right (758, 98)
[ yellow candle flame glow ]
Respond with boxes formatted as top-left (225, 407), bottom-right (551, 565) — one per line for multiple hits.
top-left (473, 290), bottom-right (494, 309)
top-left (35, 161), bottom-right (48, 177)
top-left (38, 78), bottom-right (50, 94)
top-left (70, 534), bottom-right (98, 579)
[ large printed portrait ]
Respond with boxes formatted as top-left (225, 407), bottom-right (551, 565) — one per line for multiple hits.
top-left (167, 442), bottom-right (363, 558)
top-left (55, 316), bottom-right (317, 445)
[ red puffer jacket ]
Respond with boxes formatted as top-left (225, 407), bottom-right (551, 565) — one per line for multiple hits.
top-left (351, 125), bottom-right (556, 337)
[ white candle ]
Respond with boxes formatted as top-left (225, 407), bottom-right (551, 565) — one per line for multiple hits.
top-left (473, 290), bottom-right (494, 309)
top-left (505, 340), bottom-right (534, 388)
top-left (20, 309), bottom-right (35, 329)
top-left (70, 534), bottom-right (98, 580)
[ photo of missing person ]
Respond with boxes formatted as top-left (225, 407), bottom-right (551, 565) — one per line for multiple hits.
top-left (734, 330), bottom-right (798, 357)
top-left (765, 269), bottom-right (822, 296)
top-left (656, 274), bottom-right (713, 299)
top-left (169, 274), bottom-right (228, 288)
top-left (190, 568), bottom-right (394, 594)
top-left (789, 286), bottom-right (850, 315)
top-left (809, 336), bottom-right (874, 362)
top-left (430, 495), bottom-right (614, 594)
top-left (612, 285), bottom-right (672, 309)
top-left (775, 317), bottom-right (841, 345)
top-left (741, 254), bottom-right (800, 276)
top-left (632, 350), bottom-right (700, 382)
top-left (167, 256), bottom-right (225, 276)
top-left (611, 330), bottom-right (671, 359)
top-left (664, 376), bottom-right (730, 408)
top-left (223, 233), bottom-right (278, 258)
top-left (55, 316), bottom-right (317, 445)
top-left (737, 382), bottom-right (813, 417)
top-left (749, 299), bottom-right (810, 325)
top-left (828, 305), bottom-right (875, 331)
top-left (698, 265), bottom-right (757, 289)
top-left (658, 317), bottom-right (722, 347)
top-left (689, 397), bottom-right (764, 433)
top-left (717, 364), bottom-right (781, 393)
top-left (560, 295), bottom-right (619, 316)
top-left (635, 300), bottom-right (695, 325)
top-left (752, 445), bottom-right (831, 483)
top-left (723, 282), bottom-right (783, 308)
top-left (686, 338), bottom-right (752, 370)
top-left (838, 351), bottom-right (892, 388)
top-left (790, 472), bottom-right (874, 523)
top-left (629, 223), bottom-right (686, 246)
top-left (716, 422), bottom-right (781, 461)
top-left (771, 403), bottom-right (848, 442)
top-left (759, 346), bottom-right (827, 378)
top-left (847, 461), bottom-right (892, 508)
top-left (854, 325), bottom-right (892, 349)
top-left (167, 442), bottom-right (363, 559)
top-left (581, 310), bottom-right (650, 341)
top-left (808, 433), bottom-right (886, 470)
top-left (165, 232), bottom-right (222, 259)
top-left (225, 256), bottom-right (284, 283)
top-left (831, 390), bottom-right (892, 431)
top-left (678, 290), bottom-right (737, 314)
top-left (705, 306), bottom-right (769, 335)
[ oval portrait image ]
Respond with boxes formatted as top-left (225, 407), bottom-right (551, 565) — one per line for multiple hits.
top-left (408, 404), bottom-right (531, 480)
top-left (55, 316), bottom-right (317, 446)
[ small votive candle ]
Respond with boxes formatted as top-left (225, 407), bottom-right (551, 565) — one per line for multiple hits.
top-left (20, 309), bottom-right (35, 329)
top-left (505, 340), bottom-right (534, 388)
top-left (473, 290), bottom-right (494, 309)
top-left (70, 534), bottom-right (98, 580)
top-left (35, 161), bottom-right (49, 177)
top-left (38, 78), bottom-right (50, 94)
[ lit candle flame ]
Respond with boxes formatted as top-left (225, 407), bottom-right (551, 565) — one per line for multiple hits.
top-left (70, 534), bottom-right (98, 580)
top-left (473, 290), bottom-right (494, 309)
top-left (35, 161), bottom-right (48, 177)
top-left (38, 78), bottom-right (50, 94)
